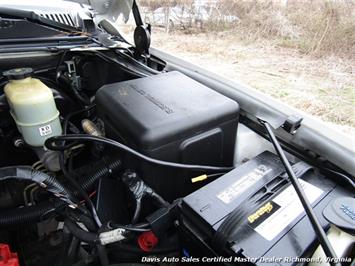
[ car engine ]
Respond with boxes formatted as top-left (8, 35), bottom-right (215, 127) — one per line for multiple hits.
top-left (0, 50), bottom-right (353, 266)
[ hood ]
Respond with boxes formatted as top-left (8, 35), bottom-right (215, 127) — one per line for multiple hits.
top-left (0, 0), bottom-right (134, 26)
top-left (82, 0), bottom-right (133, 23)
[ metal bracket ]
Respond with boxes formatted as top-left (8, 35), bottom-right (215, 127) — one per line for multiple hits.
top-left (64, 60), bottom-right (81, 90)
top-left (64, 60), bottom-right (76, 74)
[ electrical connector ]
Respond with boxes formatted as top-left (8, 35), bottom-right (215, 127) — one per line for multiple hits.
top-left (191, 174), bottom-right (207, 183)
top-left (0, 244), bottom-right (19, 266)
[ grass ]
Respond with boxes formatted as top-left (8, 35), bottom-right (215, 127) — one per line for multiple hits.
top-left (141, 0), bottom-right (355, 58)
top-left (201, 0), bottom-right (355, 59)
top-left (150, 30), bottom-right (354, 135)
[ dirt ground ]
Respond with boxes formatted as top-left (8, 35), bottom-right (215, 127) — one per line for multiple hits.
top-left (150, 30), bottom-right (355, 136)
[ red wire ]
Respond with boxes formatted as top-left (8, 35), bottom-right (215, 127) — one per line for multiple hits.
top-left (79, 191), bottom-right (96, 204)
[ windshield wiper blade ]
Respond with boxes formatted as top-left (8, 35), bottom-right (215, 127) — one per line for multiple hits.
top-left (0, 7), bottom-right (81, 33)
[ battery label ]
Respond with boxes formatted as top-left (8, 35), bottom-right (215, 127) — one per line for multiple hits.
top-left (248, 202), bottom-right (281, 228)
top-left (217, 165), bottom-right (271, 204)
top-left (252, 179), bottom-right (323, 241)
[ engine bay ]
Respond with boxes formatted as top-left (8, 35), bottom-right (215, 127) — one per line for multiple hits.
top-left (0, 50), bottom-right (353, 266)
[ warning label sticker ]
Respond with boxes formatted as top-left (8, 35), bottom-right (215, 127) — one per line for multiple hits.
top-left (217, 165), bottom-right (271, 204)
top-left (252, 179), bottom-right (323, 241)
top-left (39, 124), bottom-right (52, 136)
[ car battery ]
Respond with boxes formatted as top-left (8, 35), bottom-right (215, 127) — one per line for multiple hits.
top-left (179, 151), bottom-right (351, 265)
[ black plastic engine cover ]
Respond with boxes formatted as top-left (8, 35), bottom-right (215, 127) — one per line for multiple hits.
top-left (96, 71), bottom-right (239, 200)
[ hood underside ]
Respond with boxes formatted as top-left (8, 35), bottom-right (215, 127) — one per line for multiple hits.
top-left (87, 0), bottom-right (133, 23)
top-left (0, 0), bottom-right (133, 27)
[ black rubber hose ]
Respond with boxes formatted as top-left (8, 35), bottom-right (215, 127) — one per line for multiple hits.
top-left (132, 200), bottom-right (142, 224)
top-left (59, 152), bottom-right (102, 228)
top-left (61, 156), bottom-right (122, 228)
top-left (65, 219), bottom-right (177, 254)
top-left (64, 218), bottom-right (99, 244)
top-left (66, 208), bottom-right (109, 266)
top-left (63, 104), bottom-right (96, 134)
top-left (0, 200), bottom-right (64, 227)
top-left (65, 236), bottom-right (81, 266)
top-left (0, 158), bottom-right (121, 226)
top-left (45, 135), bottom-right (235, 172)
top-left (97, 244), bottom-right (109, 266)
top-left (79, 158), bottom-right (122, 192)
top-left (68, 209), bottom-right (97, 232)
top-left (150, 191), bottom-right (169, 207)
top-left (58, 75), bottom-right (91, 106)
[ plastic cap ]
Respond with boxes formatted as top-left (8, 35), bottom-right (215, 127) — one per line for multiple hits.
top-left (3, 68), bottom-right (33, 80)
top-left (323, 197), bottom-right (355, 235)
top-left (137, 231), bottom-right (159, 252)
top-left (0, 244), bottom-right (19, 266)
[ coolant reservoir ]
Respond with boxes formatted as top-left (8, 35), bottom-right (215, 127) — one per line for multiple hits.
top-left (3, 68), bottom-right (62, 147)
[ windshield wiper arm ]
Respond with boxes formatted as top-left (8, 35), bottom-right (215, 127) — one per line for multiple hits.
top-left (0, 7), bottom-right (81, 33)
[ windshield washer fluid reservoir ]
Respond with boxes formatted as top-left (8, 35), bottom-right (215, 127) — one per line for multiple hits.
top-left (3, 68), bottom-right (62, 147)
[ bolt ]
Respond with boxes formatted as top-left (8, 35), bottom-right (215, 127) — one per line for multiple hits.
top-left (13, 138), bottom-right (24, 148)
